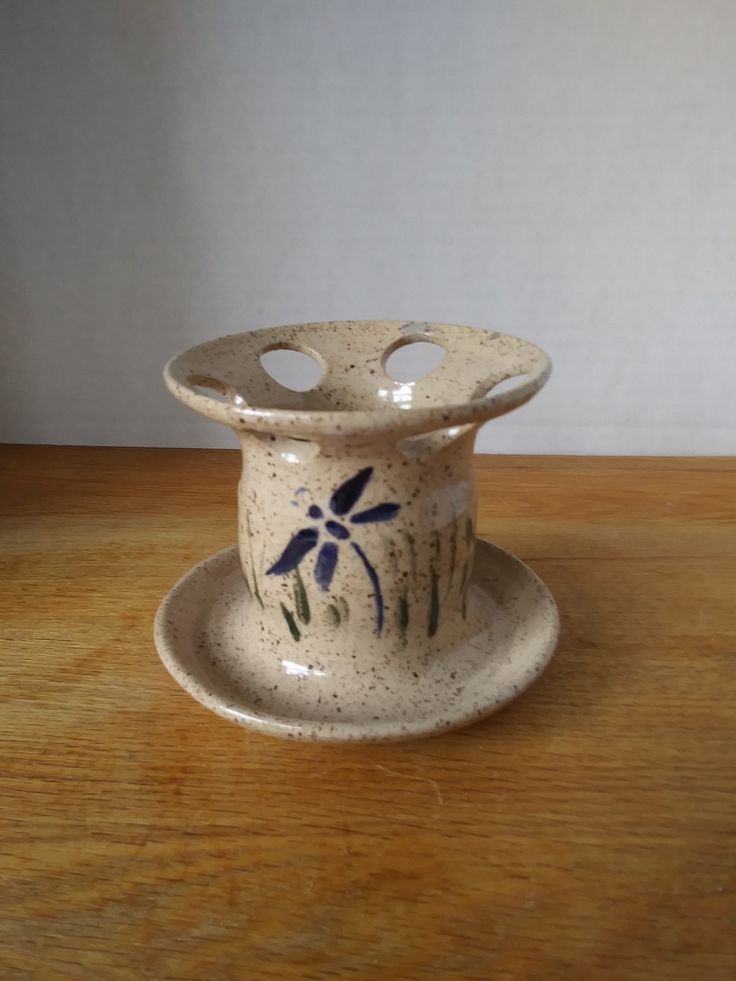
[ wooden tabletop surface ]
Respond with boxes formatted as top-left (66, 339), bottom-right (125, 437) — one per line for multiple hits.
top-left (1, 445), bottom-right (734, 980)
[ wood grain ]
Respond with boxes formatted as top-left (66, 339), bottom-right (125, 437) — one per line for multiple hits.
top-left (1, 445), bottom-right (735, 980)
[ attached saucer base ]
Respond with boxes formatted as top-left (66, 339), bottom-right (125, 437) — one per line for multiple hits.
top-left (154, 540), bottom-right (559, 743)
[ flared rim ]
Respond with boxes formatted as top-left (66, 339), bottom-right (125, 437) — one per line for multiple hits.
top-left (164, 320), bottom-right (552, 439)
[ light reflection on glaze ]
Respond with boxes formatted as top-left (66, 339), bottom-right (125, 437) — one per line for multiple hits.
top-left (281, 659), bottom-right (327, 678)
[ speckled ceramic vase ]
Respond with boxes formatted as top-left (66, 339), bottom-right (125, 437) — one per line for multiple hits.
top-left (156, 321), bottom-right (558, 742)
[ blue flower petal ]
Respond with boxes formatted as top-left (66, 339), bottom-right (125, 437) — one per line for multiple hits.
top-left (330, 467), bottom-right (373, 516)
top-left (325, 519), bottom-right (349, 540)
top-left (266, 528), bottom-right (319, 575)
top-left (350, 503), bottom-right (401, 524)
top-left (314, 541), bottom-right (338, 590)
top-left (351, 541), bottom-right (384, 635)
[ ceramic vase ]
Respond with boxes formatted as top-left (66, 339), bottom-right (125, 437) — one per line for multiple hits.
top-left (155, 321), bottom-right (558, 742)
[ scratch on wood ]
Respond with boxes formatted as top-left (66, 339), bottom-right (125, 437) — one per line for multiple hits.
top-left (370, 761), bottom-right (444, 805)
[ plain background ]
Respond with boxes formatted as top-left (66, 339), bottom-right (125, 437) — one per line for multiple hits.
top-left (1, 0), bottom-right (734, 454)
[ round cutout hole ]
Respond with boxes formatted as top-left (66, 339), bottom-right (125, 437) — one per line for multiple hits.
top-left (260, 348), bottom-right (323, 392)
top-left (488, 374), bottom-right (529, 397)
top-left (384, 341), bottom-right (446, 383)
top-left (400, 321), bottom-right (431, 336)
top-left (188, 374), bottom-right (231, 403)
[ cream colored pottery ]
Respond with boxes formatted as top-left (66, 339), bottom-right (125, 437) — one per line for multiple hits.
top-left (154, 320), bottom-right (558, 742)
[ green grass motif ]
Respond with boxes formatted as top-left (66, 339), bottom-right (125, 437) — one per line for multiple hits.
top-left (293, 567), bottom-right (311, 624)
top-left (326, 603), bottom-right (341, 627)
top-left (244, 510), bottom-right (264, 608)
top-left (404, 531), bottom-right (417, 579)
top-left (280, 603), bottom-right (301, 641)
top-left (428, 570), bottom-right (440, 637)
top-left (251, 560), bottom-right (264, 608)
top-left (460, 558), bottom-right (470, 620)
top-left (397, 595), bottom-right (410, 645)
top-left (447, 515), bottom-right (458, 596)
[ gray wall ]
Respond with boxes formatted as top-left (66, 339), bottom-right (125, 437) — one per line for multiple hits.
top-left (2, 0), bottom-right (734, 453)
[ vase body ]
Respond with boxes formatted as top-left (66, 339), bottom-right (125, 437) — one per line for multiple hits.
top-left (237, 425), bottom-right (477, 677)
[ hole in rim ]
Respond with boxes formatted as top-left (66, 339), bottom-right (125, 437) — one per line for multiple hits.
top-left (249, 430), bottom-right (321, 462)
top-left (486, 374), bottom-right (530, 398)
top-left (398, 424), bottom-right (472, 459)
top-left (400, 321), bottom-right (432, 336)
top-left (189, 374), bottom-right (233, 403)
top-left (384, 340), bottom-right (446, 383)
top-left (260, 348), bottom-right (324, 392)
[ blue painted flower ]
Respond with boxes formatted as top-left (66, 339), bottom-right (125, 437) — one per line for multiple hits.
top-left (266, 467), bottom-right (400, 634)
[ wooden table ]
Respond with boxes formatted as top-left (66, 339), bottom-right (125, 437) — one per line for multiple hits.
top-left (2, 446), bottom-right (734, 980)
